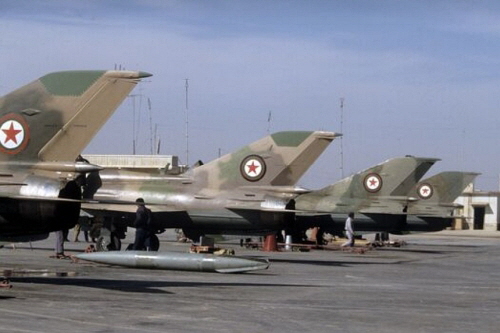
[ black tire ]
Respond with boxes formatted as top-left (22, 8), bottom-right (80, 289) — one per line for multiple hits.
top-left (109, 233), bottom-right (121, 251)
top-left (182, 228), bottom-right (201, 242)
top-left (146, 234), bottom-right (160, 251)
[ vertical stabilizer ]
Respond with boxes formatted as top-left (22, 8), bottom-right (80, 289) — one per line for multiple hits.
top-left (295, 156), bottom-right (440, 213)
top-left (408, 171), bottom-right (480, 216)
top-left (193, 131), bottom-right (340, 190)
top-left (0, 70), bottom-right (151, 163)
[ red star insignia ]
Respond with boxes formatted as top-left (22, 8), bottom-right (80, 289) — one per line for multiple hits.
top-left (369, 178), bottom-right (378, 187)
top-left (3, 122), bottom-right (22, 144)
top-left (422, 188), bottom-right (429, 194)
top-left (247, 161), bottom-right (259, 174)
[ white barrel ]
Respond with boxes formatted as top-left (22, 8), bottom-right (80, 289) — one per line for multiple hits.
top-left (285, 235), bottom-right (293, 250)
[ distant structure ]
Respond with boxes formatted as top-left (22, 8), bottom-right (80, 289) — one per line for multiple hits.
top-left (84, 154), bottom-right (186, 175)
top-left (454, 184), bottom-right (500, 231)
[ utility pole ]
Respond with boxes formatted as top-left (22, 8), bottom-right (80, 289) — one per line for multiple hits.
top-left (185, 78), bottom-right (189, 166)
top-left (129, 94), bottom-right (139, 155)
top-left (148, 98), bottom-right (153, 155)
top-left (340, 97), bottom-right (345, 178)
top-left (267, 110), bottom-right (272, 134)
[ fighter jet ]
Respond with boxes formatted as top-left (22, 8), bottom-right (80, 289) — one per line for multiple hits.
top-left (293, 156), bottom-right (439, 238)
top-left (81, 130), bottom-right (340, 247)
top-left (345, 170), bottom-right (479, 235)
top-left (0, 70), bottom-right (150, 244)
top-left (294, 157), bottom-right (478, 238)
top-left (402, 171), bottom-right (480, 233)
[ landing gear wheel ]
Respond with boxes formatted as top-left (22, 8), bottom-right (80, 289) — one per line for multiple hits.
top-left (110, 233), bottom-right (121, 251)
top-left (146, 234), bottom-right (160, 251)
top-left (182, 229), bottom-right (201, 243)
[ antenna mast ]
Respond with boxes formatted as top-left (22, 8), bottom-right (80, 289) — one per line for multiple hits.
top-left (340, 97), bottom-right (345, 178)
top-left (129, 94), bottom-right (138, 155)
top-left (267, 110), bottom-right (272, 134)
top-left (185, 78), bottom-right (189, 166)
top-left (148, 98), bottom-right (153, 155)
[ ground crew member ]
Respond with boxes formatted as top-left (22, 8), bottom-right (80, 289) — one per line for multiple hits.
top-left (54, 229), bottom-right (67, 258)
top-left (132, 198), bottom-right (150, 250)
top-left (342, 212), bottom-right (355, 247)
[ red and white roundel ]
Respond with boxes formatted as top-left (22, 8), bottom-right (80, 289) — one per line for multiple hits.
top-left (0, 114), bottom-right (30, 155)
top-left (417, 183), bottom-right (433, 199)
top-left (364, 173), bottom-right (382, 193)
top-left (240, 155), bottom-right (266, 182)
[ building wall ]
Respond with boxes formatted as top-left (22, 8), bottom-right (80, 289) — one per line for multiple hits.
top-left (455, 192), bottom-right (500, 231)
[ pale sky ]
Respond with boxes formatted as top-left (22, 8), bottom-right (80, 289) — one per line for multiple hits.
top-left (1, 0), bottom-right (500, 190)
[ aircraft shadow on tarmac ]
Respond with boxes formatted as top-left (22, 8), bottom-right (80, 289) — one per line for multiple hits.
top-left (269, 253), bottom-right (451, 266)
top-left (377, 246), bottom-right (484, 255)
top-left (375, 248), bottom-right (447, 254)
top-left (8, 277), bottom-right (316, 294)
top-left (268, 258), bottom-right (420, 267)
top-left (0, 296), bottom-right (16, 300)
top-left (270, 259), bottom-right (354, 267)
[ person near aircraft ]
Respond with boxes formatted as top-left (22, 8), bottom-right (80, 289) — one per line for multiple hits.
top-left (73, 219), bottom-right (90, 242)
top-left (73, 223), bottom-right (82, 242)
top-left (132, 198), bottom-right (151, 250)
top-left (341, 212), bottom-right (355, 247)
top-left (54, 230), bottom-right (68, 258)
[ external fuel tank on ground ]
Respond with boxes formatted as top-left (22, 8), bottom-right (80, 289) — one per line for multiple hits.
top-left (76, 251), bottom-right (270, 273)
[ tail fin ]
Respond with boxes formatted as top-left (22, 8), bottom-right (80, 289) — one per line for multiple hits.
top-left (324, 156), bottom-right (439, 197)
top-left (193, 131), bottom-right (340, 190)
top-left (295, 156), bottom-right (439, 213)
top-left (408, 171), bottom-right (480, 216)
top-left (0, 70), bottom-right (151, 162)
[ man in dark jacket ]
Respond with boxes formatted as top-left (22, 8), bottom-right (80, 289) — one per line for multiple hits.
top-left (132, 198), bottom-right (150, 250)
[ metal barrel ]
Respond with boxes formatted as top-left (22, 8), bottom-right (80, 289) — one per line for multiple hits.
top-left (76, 251), bottom-right (270, 273)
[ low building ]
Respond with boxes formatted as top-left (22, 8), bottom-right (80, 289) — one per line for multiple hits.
top-left (454, 184), bottom-right (500, 231)
top-left (83, 154), bottom-right (187, 174)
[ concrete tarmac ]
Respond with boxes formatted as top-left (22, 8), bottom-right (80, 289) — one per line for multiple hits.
top-left (1, 230), bottom-right (499, 333)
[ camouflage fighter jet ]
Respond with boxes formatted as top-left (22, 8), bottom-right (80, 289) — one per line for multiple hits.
top-left (0, 70), bottom-right (150, 244)
top-left (293, 156), bottom-right (439, 238)
top-left (349, 170), bottom-right (480, 235)
top-left (402, 171), bottom-right (480, 233)
top-left (81, 131), bottom-right (340, 248)
top-left (294, 157), bottom-right (478, 238)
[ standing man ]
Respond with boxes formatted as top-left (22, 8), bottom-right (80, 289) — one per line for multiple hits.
top-left (54, 230), bottom-right (67, 258)
top-left (341, 212), bottom-right (355, 247)
top-left (132, 198), bottom-right (150, 250)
